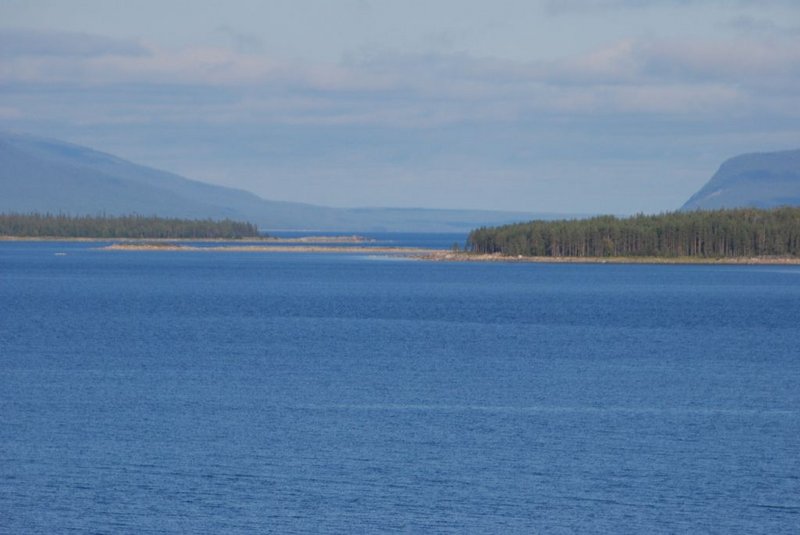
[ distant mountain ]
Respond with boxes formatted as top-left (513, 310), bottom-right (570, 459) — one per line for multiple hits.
top-left (0, 131), bottom-right (566, 232)
top-left (681, 149), bottom-right (800, 211)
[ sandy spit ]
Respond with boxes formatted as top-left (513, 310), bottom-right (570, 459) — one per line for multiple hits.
top-left (102, 244), bottom-right (429, 254)
top-left (100, 244), bottom-right (800, 265)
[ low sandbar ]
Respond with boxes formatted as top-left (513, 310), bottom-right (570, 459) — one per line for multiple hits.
top-left (100, 243), bottom-right (800, 265)
top-left (102, 243), bottom-right (428, 254)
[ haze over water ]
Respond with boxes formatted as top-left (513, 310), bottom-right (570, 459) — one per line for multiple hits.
top-left (2, 238), bottom-right (799, 532)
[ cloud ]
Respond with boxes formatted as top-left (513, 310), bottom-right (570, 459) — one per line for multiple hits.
top-left (0, 106), bottom-right (23, 119)
top-left (544, 0), bottom-right (798, 14)
top-left (0, 28), bottom-right (149, 58)
top-left (215, 26), bottom-right (264, 54)
top-left (518, 36), bottom-right (800, 104)
top-left (635, 39), bottom-right (800, 86)
top-left (4, 26), bottom-right (796, 90)
top-left (545, 0), bottom-right (681, 13)
top-left (723, 15), bottom-right (800, 36)
top-left (1, 26), bottom-right (797, 132)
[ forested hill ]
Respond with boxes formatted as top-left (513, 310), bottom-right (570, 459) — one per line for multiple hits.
top-left (0, 213), bottom-right (260, 239)
top-left (467, 208), bottom-right (800, 258)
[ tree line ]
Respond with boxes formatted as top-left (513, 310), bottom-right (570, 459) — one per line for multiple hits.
top-left (467, 207), bottom-right (800, 258)
top-left (0, 213), bottom-right (261, 239)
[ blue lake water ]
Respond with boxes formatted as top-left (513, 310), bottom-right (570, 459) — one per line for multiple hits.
top-left (1, 240), bottom-right (799, 533)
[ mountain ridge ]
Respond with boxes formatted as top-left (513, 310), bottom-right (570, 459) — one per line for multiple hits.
top-left (681, 149), bottom-right (800, 211)
top-left (0, 131), bottom-right (568, 232)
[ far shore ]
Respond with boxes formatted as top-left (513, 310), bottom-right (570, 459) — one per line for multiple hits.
top-left (98, 242), bottom-right (800, 265)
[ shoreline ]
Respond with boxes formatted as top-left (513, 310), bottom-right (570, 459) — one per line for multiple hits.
top-left (99, 243), bottom-right (800, 264)
top-left (4, 237), bottom-right (798, 264)
top-left (102, 243), bottom-right (429, 254)
top-left (0, 235), bottom-right (373, 244)
top-left (417, 251), bottom-right (800, 265)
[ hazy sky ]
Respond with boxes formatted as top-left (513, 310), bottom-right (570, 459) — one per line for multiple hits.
top-left (1, 0), bottom-right (799, 213)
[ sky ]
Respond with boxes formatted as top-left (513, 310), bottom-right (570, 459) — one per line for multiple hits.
top-left (1, 0), bottom-right (799, 214)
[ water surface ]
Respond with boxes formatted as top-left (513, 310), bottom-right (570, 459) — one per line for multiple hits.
top-left (1, 241), bottom-right (798, 532)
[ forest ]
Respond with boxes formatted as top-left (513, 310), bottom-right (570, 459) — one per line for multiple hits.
top-left (0, 213), bottom-right (261, 239)
top-left (467, 207), bottom-right (800, 258)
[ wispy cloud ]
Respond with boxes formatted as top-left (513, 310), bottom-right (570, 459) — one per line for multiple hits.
top-left (215, 25), bottom-right (265, 54)
top-left (0, 28), bottom-right (148, 58)
top-left (544, 0), bottom-right (798, 14)
top-left (3, 28), bottom-right (798, 128)
top-left (543, 37), bottom-right (800, 88)
top-left (0, 106), bottom-right (23, 119)
top-left (723, 14), bottom-right (800, 36)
